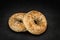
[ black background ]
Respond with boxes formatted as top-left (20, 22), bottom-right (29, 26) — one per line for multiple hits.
top-left (0, 0), bottom-right (60, 40)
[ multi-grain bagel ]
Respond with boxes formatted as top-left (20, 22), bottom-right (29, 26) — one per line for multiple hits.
top-left (8, 13), bottom-right (26, 32)
top-left (23, 10), bottom-right (47, 35)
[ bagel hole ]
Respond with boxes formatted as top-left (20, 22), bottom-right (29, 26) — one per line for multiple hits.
top-left (19, 20), bottom-right (23, 23)
top-left (15, 18), bottom-right (23, 23)
top-left (34, 18), bottom-right (42, 25)
top-left (34, 20), bottom-right (38, 24)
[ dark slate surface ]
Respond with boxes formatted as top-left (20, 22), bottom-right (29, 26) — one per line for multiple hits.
top-left (0, 0), bottom-right (60, 40)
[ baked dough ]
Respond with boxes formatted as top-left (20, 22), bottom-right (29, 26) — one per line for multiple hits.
top-left (8, 13), bottom-right (26, 32)
top-left (23, 10), bottom-right (47, 35)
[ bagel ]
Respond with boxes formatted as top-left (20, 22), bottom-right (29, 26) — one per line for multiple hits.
top-left (8, 13), bottom-right (26, 32)
top-left (23, 10), bottom-right (47, 35)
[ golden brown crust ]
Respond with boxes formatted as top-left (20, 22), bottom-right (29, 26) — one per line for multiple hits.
top-left (23, 10), bottom-right (47, 35)
top-left (8, 13), bottom-right (26, 32)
